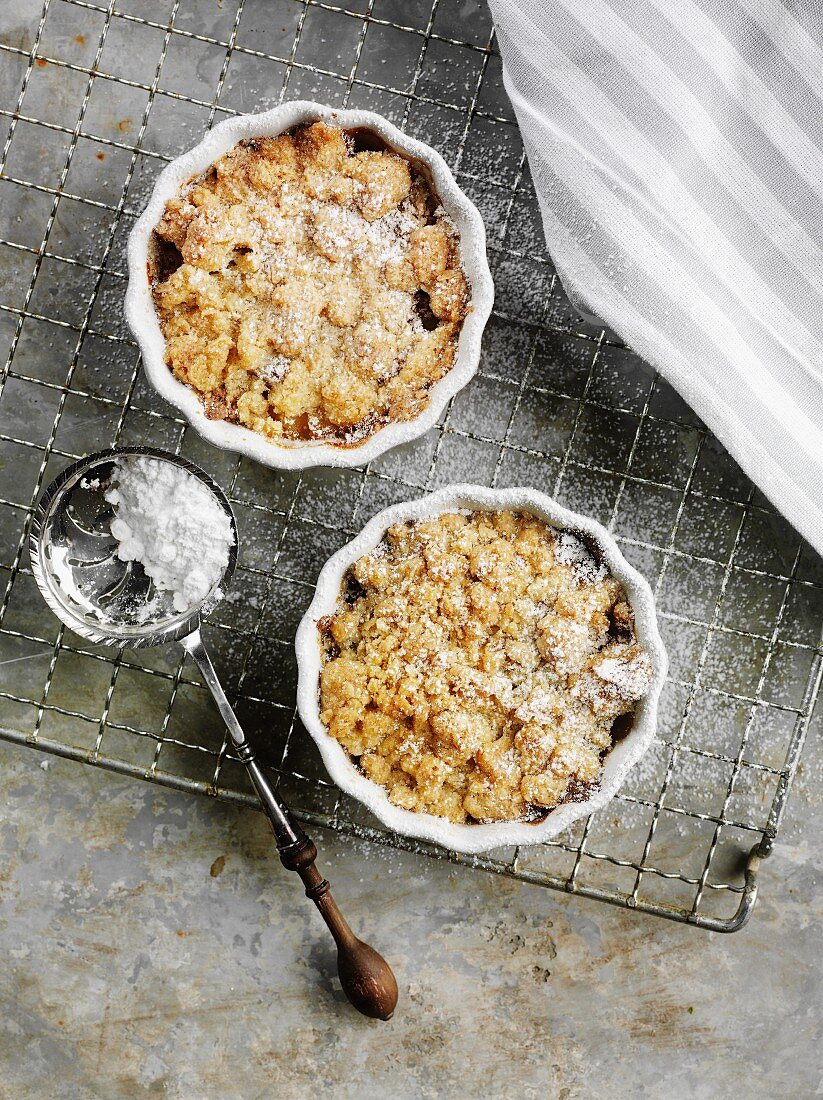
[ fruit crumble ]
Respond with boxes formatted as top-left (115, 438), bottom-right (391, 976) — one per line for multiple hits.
top-left (149, 121), bottom-right (470, 446)
top-left (319, 510), bottom-right (653, 824)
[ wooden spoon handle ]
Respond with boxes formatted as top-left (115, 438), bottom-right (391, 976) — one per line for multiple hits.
top-left (182, 634), bottom-right (397, 1019)
top-left (279, 835), bottom-right (399, 1021)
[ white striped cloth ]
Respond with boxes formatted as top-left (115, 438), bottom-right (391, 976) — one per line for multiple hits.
top-left (487, 0), bottom-right (823, 557)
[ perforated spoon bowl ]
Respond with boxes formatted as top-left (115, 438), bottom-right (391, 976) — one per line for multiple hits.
top-left (30, 446), bottom-right (398, 1021)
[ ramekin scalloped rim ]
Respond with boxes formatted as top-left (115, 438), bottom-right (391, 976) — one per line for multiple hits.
top-left (125, 100), bottom-right (494, 471)
top-left (296, 485), bottom-right (668, 855)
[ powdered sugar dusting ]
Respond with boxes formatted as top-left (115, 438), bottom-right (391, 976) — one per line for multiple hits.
top-left (105, 456), bottom-right (234, 614)
top-left (554, 530), bottom-right (608, 584)
top-left (514, 688), bottom-right (557, 724)
top-left (309, 195), bottom-right (421, 266)
top-left (258, 354), bottom-right (291, 383)
top-left (594, 651), bottom-right (653, 700)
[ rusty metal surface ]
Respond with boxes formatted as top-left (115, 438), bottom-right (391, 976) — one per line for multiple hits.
top-left (1, 739), bottom-right (820, 1095)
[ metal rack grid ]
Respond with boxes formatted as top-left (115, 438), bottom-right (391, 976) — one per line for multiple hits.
top-left (0, 0), bottom-right (820, 933)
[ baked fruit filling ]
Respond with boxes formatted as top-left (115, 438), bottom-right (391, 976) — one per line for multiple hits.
top-left (149, 121), bottom-right (470, 446)
top-left (319, 511), bottom-right (653, 825)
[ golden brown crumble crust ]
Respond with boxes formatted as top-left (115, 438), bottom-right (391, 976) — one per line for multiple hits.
top-left (149, 121), bottom-right (470, 445)
top-left (319, 511), bottom-right (653, 824)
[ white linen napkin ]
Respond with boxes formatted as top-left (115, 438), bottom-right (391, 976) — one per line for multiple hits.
top-left (486, 0), bottom-right (823, 557)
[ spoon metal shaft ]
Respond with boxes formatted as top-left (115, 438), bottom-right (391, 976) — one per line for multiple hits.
top-left (181, 630), bottom-right (398, 1021)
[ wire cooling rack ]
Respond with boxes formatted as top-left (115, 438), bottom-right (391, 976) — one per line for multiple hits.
top-left (1, 0), bottom-right (821, 933)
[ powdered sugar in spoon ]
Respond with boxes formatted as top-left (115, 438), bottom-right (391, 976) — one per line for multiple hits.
top-left (29, 446), bottom-right (398, 1021)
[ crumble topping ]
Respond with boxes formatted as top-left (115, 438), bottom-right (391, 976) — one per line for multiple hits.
top-left (319, 510), bottom-right (653, 825)
top-left (149, 121), bottom-right (470, 446)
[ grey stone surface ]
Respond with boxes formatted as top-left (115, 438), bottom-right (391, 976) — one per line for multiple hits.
top-left (0, 734), bottom-right (819, 1099)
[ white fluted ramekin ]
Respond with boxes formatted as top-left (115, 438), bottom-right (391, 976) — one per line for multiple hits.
top-left (125, 101), bottom-right (494, 470)
top-left (296, 485), bottom-right (668, 855)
